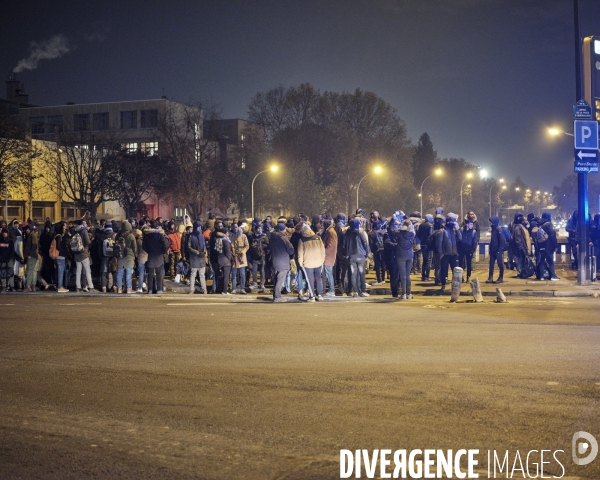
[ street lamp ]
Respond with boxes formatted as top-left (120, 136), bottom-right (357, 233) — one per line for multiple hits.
top-left (356, 166), bottom-right (382, 211)
top-left (548, 127), bottom-right (574, 137)
top-left (251, 164), bottom-right (278, 218)
top-left (420, 168), bottom-right (443, 215)
top-left (489, 178), bottom-right (505, 219)
top-left (460, 172), bottom-right (473, 220)
top-left (4, 152), bottom-right (42, 221)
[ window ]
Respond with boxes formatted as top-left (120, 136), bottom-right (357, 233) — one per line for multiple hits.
top-left (123, 143), bottom-right (138, 153)
top-left (30, 116), bottom-right (45, 134)
top-left (140, 109), bottom-right (158, 128)
top-left (120, 111), bottom-right (137, 129)
top-left (141, 141), bottom-right (158, 155)
top-left (73, 113), bottom-right (90, 132)
top-left (47, 115), bottom-right (63, 126)
top-left (93, 112), bottom-right (109, 131)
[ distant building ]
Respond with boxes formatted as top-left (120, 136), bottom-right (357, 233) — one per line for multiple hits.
top-left (0, 74), bottom-right (39, 115)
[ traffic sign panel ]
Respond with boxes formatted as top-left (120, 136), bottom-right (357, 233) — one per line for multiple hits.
top-left (574, 158), bottom-right (599, 173)
top-left (575, 149), bottom-right (599, 161)
top-left (574, 100), bottom-right (593, 119)
top-left (574, 120), bottom-right (599, 150)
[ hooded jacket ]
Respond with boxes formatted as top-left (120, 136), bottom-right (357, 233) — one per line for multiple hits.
top-left (186, 225), bottom-right (207, 269)
top-left (216, 232), bottom-right (233, 267)
top-left (116, 221), bottom-right (137, 269)
top-left (72, 224), bottom-right (91, 262)
top-left (512, 220), bottom-right (532, 255)
top-left (463, 212), bottom-right (481, 240)
top-left (0, 232), bottom-right (14, 264)
top-left (230, 231), bottom-right (249, 268)
top-left (394, 228), bottom-right (415, 261)
top-left (437, 219), bottom-right (461, 256)
top-left (458, 226), bottom-right (478, 255)
top-left (142, 227), bottom-right (169, 269)
top-left (269, 229), bottom-right (294, 272)
top-left (321, 224), bottom-right (338, 267)
top-left (538, 213), bottom-right (558, 251)
top-left (297, 228), bottom-right (326, 268)
top-left (489, 216), bottom-right (506, 255)
top-left (344, 222), bottom-right (369, 259)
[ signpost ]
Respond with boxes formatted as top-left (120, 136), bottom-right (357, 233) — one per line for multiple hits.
top-left (573, 119), bottom-right (599, 174)
top-left (573, 99), bottom-right (593, 119)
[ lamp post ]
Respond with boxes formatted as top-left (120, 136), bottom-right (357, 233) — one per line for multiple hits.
top-left (4, 152), bottom-right (41, 221)
top-left (420, 168), bottom-right (442, 215)
top-left (548, 127), bottom-right (574, 137)
top-left (251, 165), bottom-right (278, 218)
top-left (356, 166), bottom-right (382, 211)
top-left (489, 178), bottom-right (505, 219)
top-left (460, 172), bottom-right (473, 220)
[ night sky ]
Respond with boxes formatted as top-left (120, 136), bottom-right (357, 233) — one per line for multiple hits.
top-left (3, 0), bottom-right (600, 190)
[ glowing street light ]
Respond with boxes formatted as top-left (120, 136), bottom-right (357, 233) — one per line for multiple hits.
top-left (356, 166), bottom-right (383, 211)
top-left (420, 168), bottom-right (443, 215)
top-left (548, 127), bottom-right (574, 137)
top-left (251, 164), bottom-right (279, 218)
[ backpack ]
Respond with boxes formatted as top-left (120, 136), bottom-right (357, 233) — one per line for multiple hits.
top-left (102, 237), bottom-right (115, 257)
top-left (521, 255), bottom-right (536, 278)
top-left (215, 237), bottom-right (224, 254)
top-left (49, 236), bottom-right (60, 260)
top-left (533, 226), bottom-right (548, 244)
top-left (426, 232), bottom-right (437, 251)
top-left (70, 233), bottom-right (84, 253)
top-left (112, 237), bottom-right (127, 259)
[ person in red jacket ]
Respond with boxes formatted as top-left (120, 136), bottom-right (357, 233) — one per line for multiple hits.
top-left (166, 221), bottom-right (182, 279)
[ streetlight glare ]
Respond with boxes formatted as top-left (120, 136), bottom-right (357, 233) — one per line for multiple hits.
top-left (499, 178), bottom-right (505, 183)
top-left (374, 166), bottom-right (382, 174)
top-left (466, 172), bottom-right (473, 179)
top-left (548, 128), bottom-right (561, 136)
top-left (479, 169), bottom-right (488, 179)
top-left (435, 168), bottom-right (442, 175)
top-left (270, 165), bottom-right (279, 172)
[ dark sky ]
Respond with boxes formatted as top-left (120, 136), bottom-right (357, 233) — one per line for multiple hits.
top-left (3, 0), bottom-right (600, 190)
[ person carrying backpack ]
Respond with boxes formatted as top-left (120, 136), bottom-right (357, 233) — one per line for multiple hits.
top-left (71, 220), bottom-right (95, 293)
top-left (535, 212), bottom-right (559, 281)
top-left (98, 223), bottom-right (115, 292)
top-left (142, 220), bottom-right (169, 294)
top-left (249, 224), bottom-right (269, 292)
top-left (486, 216), bottom-right (506, 284)
top-left (458, 219), bottom-right (478, 283)
top-left (115, 220), bottom-right (137, 294)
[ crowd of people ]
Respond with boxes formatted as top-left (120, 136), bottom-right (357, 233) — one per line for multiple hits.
top-left (1, 208), bottom-right (599, 301)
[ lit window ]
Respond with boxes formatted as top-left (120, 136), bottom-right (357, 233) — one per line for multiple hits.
top-left (123, 143), bottom-right (138, 153)
top-left (120, 111), bottom-right (137, 129)
top-left (141, 141), bottom-right (158, 155)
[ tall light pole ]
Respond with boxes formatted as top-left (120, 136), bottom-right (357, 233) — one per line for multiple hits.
top-left (356, 166), bottom-right (382, 211)
top-left (460, 172), bottom-right (473, 221)
top-left (420, 168), bottom-right (442, 215)
top-left (5, 152), bottom-right (41, 221)
top-left (251, 164), bottom-right (278, 218)
top-left (489, 178), bottom-right (505, 219)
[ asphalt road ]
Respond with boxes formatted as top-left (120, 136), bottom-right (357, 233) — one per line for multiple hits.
top-left (0, 295), bottom-right (599, 479)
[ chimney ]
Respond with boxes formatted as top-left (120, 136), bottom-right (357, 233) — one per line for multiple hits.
top-left (6, 74), bottom-right (20, 100)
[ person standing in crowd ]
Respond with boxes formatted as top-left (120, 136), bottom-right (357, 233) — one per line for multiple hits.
top-left (432, 211), bottom-right (445, 285)
top-left (71, 220), bottom-right (95, 293)
top-left (566, 210), bottom-right (579, 269)
top-left (321, 215), bottom-right (338, 297)
top-left (0, 227), bottom-right (15, 292)
top-left (23, 224), bottom-right (39, 292)
top-left (166, 221), bottom-right (182, 279)
top-left (345, 218), bottom-right (370, 297)
top-left (417, 214), bottom-right (434, 281)
top-left (334, 213), bottom-right (349, 295)
top-left (297, 222), bottom-right (326, 302)
top-left (143, 220), bottom-right (168, 294)
top-left (269, 222), bottom-right (294, 302)
top-left (209, 221), bottom-right (224, 294)
top-left (486, 216), bottom-right (506, 284)
top-left (186, 220), bottom-right (207, 294)
top-left (39, 220), bottom-right (55, 285)
top-left (534, 212), bottom-right (560, 281)
top-left (384, 217), bottom-right (400, 298)
top-left (249, 224), bottom-right (268, 292)
top-left (368, 212), bottom-right (387, 286)
top-left (98, 222), bottom-right (115, 293)
top-left (458, 219), bottom-right (478, 283)
top-left (437, 213), bottom-right (461, 292)
top-left (216, 226), bottom-right (232, 294)
top-left (395, 219), bottom-right (415, 300)
top-left (512, 214), bottom-right (532, 278)
top-left (54, 221), bottom-right (71, 293)
top-left (230, 222), bottom-right (249, 294)
top-left (133, 220), bottom-right (147, 293)
top-left (115, 220), bottom-right (137, 294)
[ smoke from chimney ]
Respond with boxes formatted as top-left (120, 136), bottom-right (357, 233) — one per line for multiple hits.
top-left (13, 34), bottom-right (71, 73)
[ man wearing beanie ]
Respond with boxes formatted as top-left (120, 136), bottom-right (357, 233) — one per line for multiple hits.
top-left (417, 214), bottom-right (434, 281)
top-left (297, 223), bottom-right (326, 302)
top-left (344, 218), bottom-right (370, 297)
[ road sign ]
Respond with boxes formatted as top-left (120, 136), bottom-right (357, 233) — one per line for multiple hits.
top-left (574, 120), bottom-right (599, 150)
top-left (574, 158), bottom-right (599, 173)
top-left (575, 149), bottom-right (599, 161)
top-left (574, 100), bottom-right (593, 119)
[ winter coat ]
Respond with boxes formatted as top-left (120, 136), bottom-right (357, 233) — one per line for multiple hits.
top-left (39, 222), bottom-right (54, 257)
top-left (537, 220), bottom-right (558, 252)
top-left (116, 221), bottom-right (137, 269)
top-left (133, 228), bottom-right (147, 264)
top-left (321, 225), bottom-right (338, 267)
top-left (23, 230), bottom-right (39, 260)
top-left (437, 224), bottom-right (461, 256)
top-left (513, 223), bottom-right (532, 255)
top-left (269, 230), bottom-right (294, 272)
top-left (230, 232), bottom-right (249, 268)
top-left (216, 233), bottom-right (233, 267)
top-left (344, 228), bottom-right (369, 259)
top-left (186, 231), bottom-right (207, 269)
top-left (297, 230), bottom-right (326, 268)
top-left (248, 233), bottom-right (268, 262)
top-left (167, 231), bottom-right (182, 253)
top-left (143, 227), bottom-right (169, 269)
top-left (394, 230), bottom-right (415, 261)
top-left (463, 213), bottom-right (481, 241)
top-left (0, 237), bottom-right (14, 263)
top-left (458, 227), bottom-right (478, 255)
top-left (416, 220), bottom-right (433, 246)
top-left (72, 226), bottom-right (91, 262)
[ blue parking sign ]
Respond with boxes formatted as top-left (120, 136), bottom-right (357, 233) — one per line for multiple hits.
top-left (574, 120), bottom-right (599, 150)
